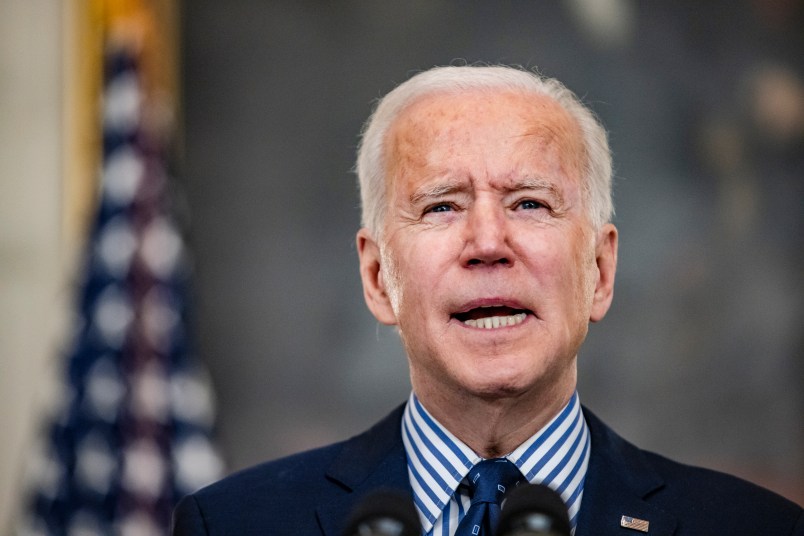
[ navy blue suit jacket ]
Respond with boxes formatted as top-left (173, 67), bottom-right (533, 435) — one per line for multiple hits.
top-left (173, 405), bottom-right (803, 535)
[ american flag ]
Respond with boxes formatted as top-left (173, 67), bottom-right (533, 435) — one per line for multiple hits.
top-left (17, 43), bottom-right (224, 536)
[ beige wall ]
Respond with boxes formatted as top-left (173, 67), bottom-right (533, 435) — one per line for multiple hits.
top-left (1, 1), bottom-right (180, 528)
top-left (0, 0), bottom-right (67, 529)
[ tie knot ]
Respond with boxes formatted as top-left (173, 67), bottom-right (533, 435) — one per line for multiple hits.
top-left (466, 458), bottom-right (523, 505)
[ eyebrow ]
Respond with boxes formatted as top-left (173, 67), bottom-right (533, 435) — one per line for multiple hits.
top-left (508, 176), bottom-right (566, 206)
top-left (409, 180), bottom-right (469, 205)
top-left (408, 175), bottom-right (567, 207)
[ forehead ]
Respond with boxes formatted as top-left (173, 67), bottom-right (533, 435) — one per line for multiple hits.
top-left (384, 89), bottom-right (585, 188)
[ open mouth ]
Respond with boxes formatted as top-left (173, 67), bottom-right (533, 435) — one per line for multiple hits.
top-left (452, 305), bottom-right (531, 329)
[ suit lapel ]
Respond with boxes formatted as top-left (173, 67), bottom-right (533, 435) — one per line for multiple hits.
top-left (315, 404), bottom-right (413, 536)
top-left (575, 408), bottom-right (677, 536)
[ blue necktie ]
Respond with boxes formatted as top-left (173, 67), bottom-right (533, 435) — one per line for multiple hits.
top-left (455, 458), bottom-right (524, 536)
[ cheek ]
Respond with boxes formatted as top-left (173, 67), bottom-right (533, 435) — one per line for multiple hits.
top-left (378, 245), bottom-right (399, 313)
top-left (566, 243), bottom-right (598, 311)
top-left (380, 242), bottom-right (429, 317)
top-left (518, 232), bottom-right (594, 308)
top-left (388, 238), bottom-right (452, 316)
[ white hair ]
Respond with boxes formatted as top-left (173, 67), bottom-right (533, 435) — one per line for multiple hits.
top-left (356, 65), bottom-right (613, 237)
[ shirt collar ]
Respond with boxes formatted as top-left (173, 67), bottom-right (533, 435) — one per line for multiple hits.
top-left (401, 391), bottom-right (590, 534)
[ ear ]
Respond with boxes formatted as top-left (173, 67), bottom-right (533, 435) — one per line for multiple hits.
top-left (590, 223), bottom-right (618, 323)
top-left (356, 228), bottom-right (398, 325)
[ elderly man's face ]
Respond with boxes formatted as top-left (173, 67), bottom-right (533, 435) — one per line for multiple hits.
top-left (358, 90), bottom-right (617, 402)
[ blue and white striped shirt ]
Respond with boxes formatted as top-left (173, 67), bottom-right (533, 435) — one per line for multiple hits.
top-left (401, 391), bottom-right (590, 535)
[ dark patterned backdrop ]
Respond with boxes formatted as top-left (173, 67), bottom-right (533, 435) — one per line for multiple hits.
top-left (181, 1), bottom-right (804, 503)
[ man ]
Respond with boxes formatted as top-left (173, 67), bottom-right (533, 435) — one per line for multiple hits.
top-left (173, 65), bottom-right (802, 535)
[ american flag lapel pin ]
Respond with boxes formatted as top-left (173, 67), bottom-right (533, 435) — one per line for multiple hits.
top-left (620, 515), bottom-right (650, 532)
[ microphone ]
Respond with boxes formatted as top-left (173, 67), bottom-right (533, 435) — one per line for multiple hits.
top-left (496, 484), bottom-right (571, 536)
top-left (342, 490), bottom-right (422, 536)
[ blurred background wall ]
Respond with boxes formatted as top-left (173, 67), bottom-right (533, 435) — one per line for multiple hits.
top-left (181, 0), bottom-right (803, 502)
top-left (1, 0), bottom-right (802, 530)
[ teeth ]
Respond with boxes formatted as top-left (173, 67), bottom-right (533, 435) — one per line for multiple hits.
top-left (464, 313), bottom-right (527, 329)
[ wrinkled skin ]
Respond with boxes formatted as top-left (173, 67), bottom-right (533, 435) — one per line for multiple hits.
top-left (357, 90), bottom-right (618, 456)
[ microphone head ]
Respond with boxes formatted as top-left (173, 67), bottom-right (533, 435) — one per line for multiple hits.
top-left (342, 490), bottom-right (421, 536)
top-left (497, 483), bottom-right (571, 536)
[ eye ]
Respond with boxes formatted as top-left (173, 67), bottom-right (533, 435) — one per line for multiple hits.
top-left (426, 203), bottom-right (453, 213)
top-left (517, 199), bottom-right (546, 210)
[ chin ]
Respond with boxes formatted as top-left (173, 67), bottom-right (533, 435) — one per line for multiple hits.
top-left (461, 369), bottom-right (535, 400)
top-left (468, 355), bottom-right (570, 398)
top-left (472, 384), bottom-right (529, 401)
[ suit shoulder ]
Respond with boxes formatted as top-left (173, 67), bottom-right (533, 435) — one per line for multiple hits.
top-left (642, 450), bottom-right (802, 533)
top-left (192, 403), bottom-right (406, 503)
top-left (196, 439), bottom-right (349, 501)
top-left (643, 448), bottom-right (800, 510)
top-left (172, 441), bottom-right (350, 535)
top-left (582, 407), bottom-right (802, 535)
top-left (172, 404), bottom-right (408, 535)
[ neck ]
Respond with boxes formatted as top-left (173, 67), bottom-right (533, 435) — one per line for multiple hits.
top-left (412, 369), bottom-right (577, 458)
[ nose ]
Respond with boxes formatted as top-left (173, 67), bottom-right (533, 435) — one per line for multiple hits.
top-left (459, 202), bottom-right (513, 267)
